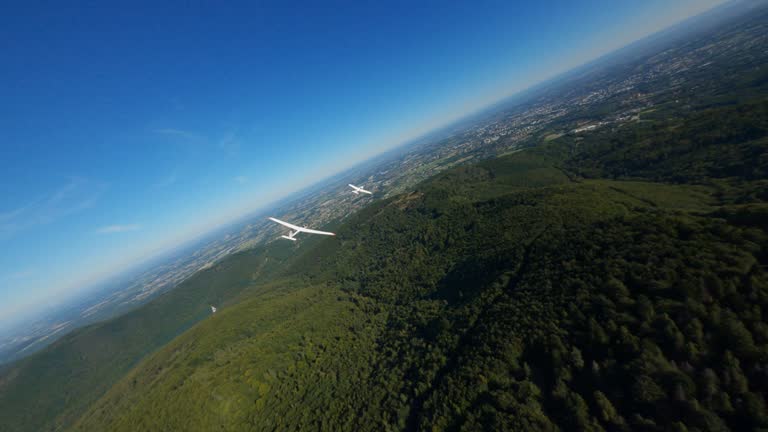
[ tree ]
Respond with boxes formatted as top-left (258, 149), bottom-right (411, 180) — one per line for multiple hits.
top-left (632, 375), bottom-right (666, 404)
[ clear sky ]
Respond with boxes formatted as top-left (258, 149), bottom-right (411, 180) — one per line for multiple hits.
top-left (0, 0), bottom-right (725, 327)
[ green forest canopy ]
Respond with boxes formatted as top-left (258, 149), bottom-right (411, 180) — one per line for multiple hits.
top-left (67, 99), bottom-right (768, 431)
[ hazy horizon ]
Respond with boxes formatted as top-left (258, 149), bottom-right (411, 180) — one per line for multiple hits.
top-left (0, 0), bottom-right (727, 329)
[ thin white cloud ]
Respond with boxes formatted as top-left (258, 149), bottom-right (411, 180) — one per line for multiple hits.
top-left (0, 177), bottom-right (106, 239)
top-left (153, 128), bottom-right (204, 141)
top-left (0, 206), bottom-right (27, 224)
top-left (3, 269), bottom-right (34, 281)
top-left (96, 224), bottom-right (141, 234)
top-left (218, 130), bottom-right (241, 156)
top-left (153, 171), bottom-right (178, 188)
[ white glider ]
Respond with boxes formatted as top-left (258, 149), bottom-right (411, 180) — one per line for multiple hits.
top-left (268, 217), bottom-right (335, 241)
top-left (348, 184), bottom-right (373, 195)
top-left (211, 305), bottom-right (217, 313)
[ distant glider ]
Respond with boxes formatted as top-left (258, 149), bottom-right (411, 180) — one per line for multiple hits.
top-left (348, 184), bottom-right (373, 195)
top-left (268, 217), bottom-right (335, 241)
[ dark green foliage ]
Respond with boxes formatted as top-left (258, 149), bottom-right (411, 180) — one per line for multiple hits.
top-left (0, 246), bottom-right (298, 432)
top-left (2, 17), bottom-right (768, 429)
top-left (62, 96), bottom-right (768, 431)
top-left (563, 100), bottom-right (768, 201)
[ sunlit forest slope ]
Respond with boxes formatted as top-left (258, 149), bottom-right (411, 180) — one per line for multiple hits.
top-left (71, 99), bottom-right (768, 431)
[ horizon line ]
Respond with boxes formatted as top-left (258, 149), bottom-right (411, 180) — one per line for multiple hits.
top-left (0, 0), bottom-right (730, 329)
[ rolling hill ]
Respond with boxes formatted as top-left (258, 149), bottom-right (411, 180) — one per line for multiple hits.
top-left (0, 241), bottom-right (316, 432)
top-left (68, 99), bottom-right (768, 431)
top-left (1, 4), bottom-right (768, 430)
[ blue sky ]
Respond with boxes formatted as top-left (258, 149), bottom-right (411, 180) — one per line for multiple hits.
top-left (0, 0), bottom-right (724, 326)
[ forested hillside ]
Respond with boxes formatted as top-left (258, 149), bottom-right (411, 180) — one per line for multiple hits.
top-left (71, 98), bottom-right (768, 431)
top-left (0, 241), bottom-right (313, 432)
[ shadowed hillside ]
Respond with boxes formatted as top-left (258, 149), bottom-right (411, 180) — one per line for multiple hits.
top-left (70, 99), bottom-right (768, 431)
